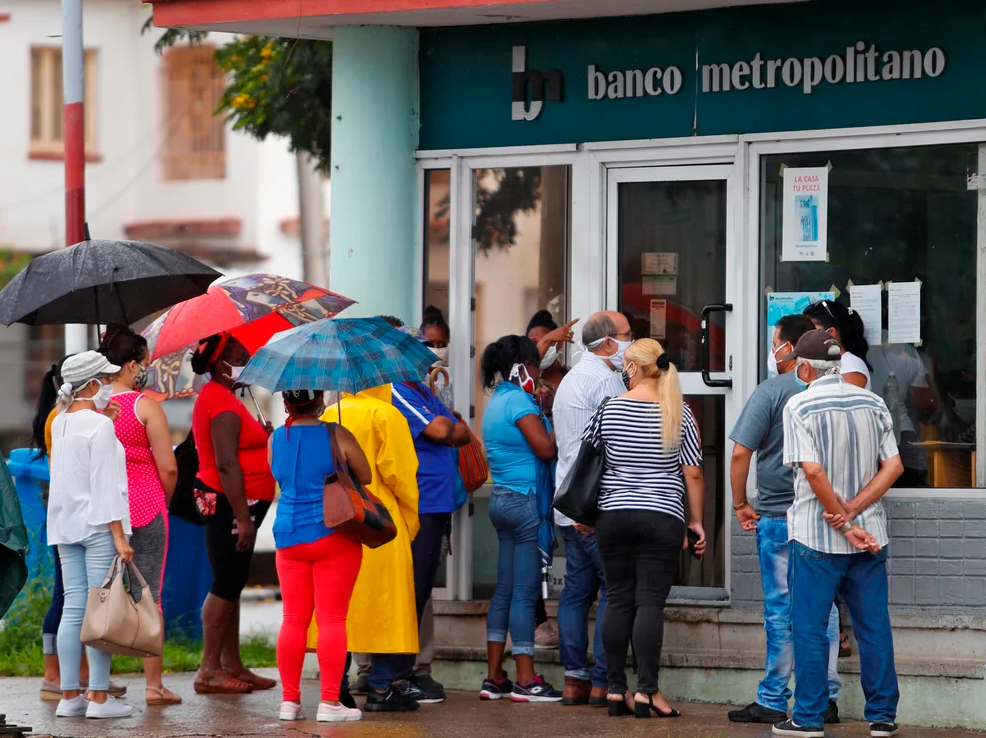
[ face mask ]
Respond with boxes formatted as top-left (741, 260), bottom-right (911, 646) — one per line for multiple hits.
top-left (767, 342), bottom-right (789, 378)
top-left (432, 346), bottom-right (450, 366)
top-left (508, 363), bottom-right (536, 395)
top-left (228, 365), bottom-right (244, 381)
top-left (609, 338), bottom-right (633, 368)
top-left (794, 366), bottom-right (809, 391)
top-left (87, 380), bottom-right (114, 411)
top-left (621, 363), bottom-right (637, 390)
top-left (133, 363), bottom-right (149, 391)
top-left (540, 345), bottom-right (560, 370)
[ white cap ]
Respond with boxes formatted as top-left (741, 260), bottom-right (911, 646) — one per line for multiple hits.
top-left (60, 350), bottom-right (120, 387)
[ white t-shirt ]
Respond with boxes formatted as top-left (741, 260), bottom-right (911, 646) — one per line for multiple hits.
top-left (47, 409), bottom-right (131, 546)
top-left (840, 351), bottom-right (871, 391)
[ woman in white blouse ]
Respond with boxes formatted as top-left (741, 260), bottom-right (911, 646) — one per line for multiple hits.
top-left (47, 351), bottom-right (134, 720)
top-left (804, 300), bottom-right (872, 390)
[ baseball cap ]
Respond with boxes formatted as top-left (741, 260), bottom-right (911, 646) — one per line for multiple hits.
top-left (777, 330), bottom-right (842, 363)
top-left (60, 350), bottom-right (120, 387)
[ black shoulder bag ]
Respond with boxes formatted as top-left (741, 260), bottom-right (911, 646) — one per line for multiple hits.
top-left (552, 398), bottom-right (610, 526)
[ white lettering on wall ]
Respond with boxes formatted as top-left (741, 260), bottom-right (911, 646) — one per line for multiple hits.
top-left (587, 64), bottom-right (683, 98)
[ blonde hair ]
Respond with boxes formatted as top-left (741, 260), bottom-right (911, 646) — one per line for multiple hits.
top-left (624, 338), bottom-right (683, 450)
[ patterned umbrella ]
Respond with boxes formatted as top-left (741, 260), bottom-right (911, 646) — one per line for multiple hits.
top-left (237, 317), bottom-right (438, 394)
top-left (141, 273), bottom-right (354, 401)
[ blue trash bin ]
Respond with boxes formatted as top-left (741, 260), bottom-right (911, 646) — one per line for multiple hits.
top-left (161, 515), bottom-right (212, 641)
top-left (7, 448), bottom-right (53, 584)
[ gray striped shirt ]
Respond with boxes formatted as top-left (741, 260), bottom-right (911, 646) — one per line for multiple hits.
top-left (783, 374), bottom-right (899, 554)
top-left (552, 351), bottom-right (627, 525)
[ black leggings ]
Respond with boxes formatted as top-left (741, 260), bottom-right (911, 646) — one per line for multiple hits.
top-left (205, 495), bottom-right (270, 601)
top-left (595, 509), bottom-right (683, 695)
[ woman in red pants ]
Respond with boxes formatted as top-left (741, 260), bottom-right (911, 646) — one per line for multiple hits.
top-left (269, 389), bottom-right (371, 722)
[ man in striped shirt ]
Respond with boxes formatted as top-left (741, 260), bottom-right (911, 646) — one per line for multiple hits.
top-left (775, 331), bottom-right (903, 738)
top-left (551, 310), bottom-right (631, 706)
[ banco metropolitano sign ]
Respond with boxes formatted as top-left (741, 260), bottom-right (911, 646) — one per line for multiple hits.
top-left (516, 40), bottom-right (947, 120)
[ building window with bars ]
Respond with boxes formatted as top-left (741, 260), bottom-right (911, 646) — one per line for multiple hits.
top-left (29, 47), bottom-right (98, 158)
top-left (162, 46), bottom-right (226, 180)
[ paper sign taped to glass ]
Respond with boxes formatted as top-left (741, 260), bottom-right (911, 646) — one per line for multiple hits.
top-left (781, 167), bottom-right (829, 262)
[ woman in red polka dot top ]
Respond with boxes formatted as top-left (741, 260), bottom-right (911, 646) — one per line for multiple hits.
top-left (99, 324), bottom-right (181, 707)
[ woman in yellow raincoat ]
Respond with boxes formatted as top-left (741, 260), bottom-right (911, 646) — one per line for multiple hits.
top-left (308, 385), bottom-right (420, 660)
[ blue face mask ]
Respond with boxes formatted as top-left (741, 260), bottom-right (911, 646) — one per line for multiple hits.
top-left (794, 367), bottom-right (809, 391)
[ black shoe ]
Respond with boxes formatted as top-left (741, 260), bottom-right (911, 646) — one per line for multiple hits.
top-left (772, 719), bottom-right (824, 737)
top-left (823, 700), bottom-right (840, 724)
top-left (410, 675), bottom-right (446, 704)
top-left (339, 688), bottom-right (357, 710)
top-left (352, 674), bottom-right (371, 695)
top-left (479, 677), bottom-right (513, 700)
top-left (870, 723), bottom-right (899, 737)
top-left (364, 684), bottom-right (420, 712)
top-left (728, 702), bottom-right (788, 724)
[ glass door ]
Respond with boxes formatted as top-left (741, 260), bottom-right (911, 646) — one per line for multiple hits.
top-left (606, 165), bottom-right (738, 594)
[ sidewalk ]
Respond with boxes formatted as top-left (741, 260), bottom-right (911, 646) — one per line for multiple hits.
top-left (0, 672), bottom-right (981, 738)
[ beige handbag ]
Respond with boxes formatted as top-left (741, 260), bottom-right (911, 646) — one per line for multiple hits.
top-left (80, 556), bottom-right (163, 658)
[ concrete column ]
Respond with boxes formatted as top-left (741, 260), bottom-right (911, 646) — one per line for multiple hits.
top-left (329, 26), bottom-right (419, 320)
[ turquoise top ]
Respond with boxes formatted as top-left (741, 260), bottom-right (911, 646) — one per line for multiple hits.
top-left (481, 382), bottom-right (551, 495)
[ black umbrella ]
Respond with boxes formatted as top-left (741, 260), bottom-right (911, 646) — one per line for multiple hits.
top-left (0, 239), bottom-right (222, 326)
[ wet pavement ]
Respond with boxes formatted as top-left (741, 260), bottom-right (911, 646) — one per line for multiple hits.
top-left (0, 671), bottom-right (982, 738)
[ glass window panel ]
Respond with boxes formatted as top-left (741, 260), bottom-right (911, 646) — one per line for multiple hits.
top-left (761, 144), bottom-right (981, 489)
top-left (617, 179), bottom-right (727, 372)
top-left (422, 168), bottom-right (451, 318)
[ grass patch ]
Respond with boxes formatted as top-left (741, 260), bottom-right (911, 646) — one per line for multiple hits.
top-left (0, 579), bottom-right (276, 677)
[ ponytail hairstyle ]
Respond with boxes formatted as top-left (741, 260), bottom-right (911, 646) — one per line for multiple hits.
top-left (420, 306), bottom-right (450, 343)
top-left (98, 323), bottom-right (148, 368)
top-left (624, 338), bottom-right (683, 451)
top-left (480, 335), bottom-right (539, 390)
top-left (31, 355), bottom-right (73, 457)
top-left (804, 300), bottom-right (872, 370)
top-left (190, 333), bottom-right (228, 376)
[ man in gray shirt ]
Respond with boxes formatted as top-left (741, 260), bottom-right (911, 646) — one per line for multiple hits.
top-left (727, 315), bottom-right (842, 726)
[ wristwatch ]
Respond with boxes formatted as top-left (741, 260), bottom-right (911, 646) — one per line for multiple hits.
top-left (839, 522), bottom-right (854, 533)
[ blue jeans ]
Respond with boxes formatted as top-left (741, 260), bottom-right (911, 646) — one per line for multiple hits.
top-left (56, 532), bottom-right (118, 692)
top-left (486, 487), bottom-right (540, 657)
top-left (756, 515), bottom-right (841, 712)
top-left (557, 525), bottom-right (607, 687)
top-left (790, 541), bottom-right (898, 727)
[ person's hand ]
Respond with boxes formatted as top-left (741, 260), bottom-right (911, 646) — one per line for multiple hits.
top-left (259, 417), bottom-right (274, 436)
top-left (734, 502), bottom-right (760, 531)
top-left (573, 522), bottom-right (594, 535)
top-left (685, 522), bottom-right (707, 557)
top-left (543, 318), bottom-right (580, 345)
top-left (102, 399), bottom-right (121, 422)
top-left (235, 516), bottom-right (256, 553)
top-left (822, 497), bottom-right (856, 531)
top-left (845, 525), bottom-right (881, 553)
top-left (114, 537), bottom-right (134, 564)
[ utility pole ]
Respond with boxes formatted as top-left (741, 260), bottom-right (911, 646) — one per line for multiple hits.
top-left (296, 152), bottom-right (329, 288)
top-left (63, 0), bottom-right (88, 354)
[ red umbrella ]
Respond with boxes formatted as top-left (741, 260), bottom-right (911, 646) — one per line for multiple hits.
top-left (141, 273), bottom-right (355, 401)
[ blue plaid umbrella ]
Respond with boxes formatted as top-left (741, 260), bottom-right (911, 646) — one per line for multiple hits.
top-left (237, 317), bottom-right (438, 393)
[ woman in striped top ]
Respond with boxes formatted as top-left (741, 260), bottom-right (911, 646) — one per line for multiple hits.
top-left (581, 339), bottom-right (706, 719)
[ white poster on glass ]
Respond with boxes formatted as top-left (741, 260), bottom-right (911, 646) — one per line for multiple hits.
top-left (649, 299), bottom-right (667, 340)
top-left (782, 167), bottom-right (829, 262)
top-left (849, 283), bottom-right (883, 347)
top-left (888, 281), bottom-right (922, 345)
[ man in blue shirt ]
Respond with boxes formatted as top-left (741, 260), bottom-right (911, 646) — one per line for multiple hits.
top-left (727, 315), bottom-right (842, 726)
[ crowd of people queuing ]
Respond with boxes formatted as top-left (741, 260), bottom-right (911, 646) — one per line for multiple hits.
top-left (30, 296), bottom-right (906, 737)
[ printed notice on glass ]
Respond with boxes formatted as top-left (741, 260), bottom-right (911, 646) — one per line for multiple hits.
top-left (642, 252), bottom-right (678, 276)
top-left (849, 283), bottom-right (883, 346)
top-left (781, 167), bottom-right (829, 262)
top-left (888, 281), bottom-right (922, 345)
top-left (642, 275), bottom-right (677, 295)
top-left (649, 299), bottom-right (667, 340)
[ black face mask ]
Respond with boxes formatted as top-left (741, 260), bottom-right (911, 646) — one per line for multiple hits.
top-left (621, 370), bottom-right (631, 390)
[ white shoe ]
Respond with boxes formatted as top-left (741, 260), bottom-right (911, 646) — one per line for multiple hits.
top-left (279, 701), bottom-right (306, 721)
top-left (56, 695), bottom-right (88, 717)
top-left (86, 695), bottom-right (134, 719)
top-left (317, 702), bottom-right (362, 722)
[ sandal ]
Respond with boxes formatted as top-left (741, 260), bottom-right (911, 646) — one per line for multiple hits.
top-left (194, 669), bottom-right (254, 694)
top-left (146, 685), bottom-right (183, 706)
top-left (607, 692), bottom-right (635, 717)
top-left (227, 669), bottom-right (277, 691)
top-left (634, 693), bottom-right (681, 719)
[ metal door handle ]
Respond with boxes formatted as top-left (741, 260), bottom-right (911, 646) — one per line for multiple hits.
top-left (701, 303), bottom-right (733, 388)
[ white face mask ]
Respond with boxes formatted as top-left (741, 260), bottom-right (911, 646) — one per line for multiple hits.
top-left (767, 342), bottom-right (790, 378)
top-left (432, 346), bottom-right (450, 366)
top-left (540, 345), bottom-right (561, 370)
top-left (87, 380), bottom-right (114, 411)
top-left (609, 338), bottom-right (633, 368)
top-left (228, 365), bottom-right (244, 381)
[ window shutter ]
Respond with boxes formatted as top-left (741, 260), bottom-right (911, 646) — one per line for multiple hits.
top-left (162, 46), bottom-right (226, 180)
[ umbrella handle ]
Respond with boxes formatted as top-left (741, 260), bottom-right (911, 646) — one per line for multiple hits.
top-left (246, 386), bottom-right (267, 426)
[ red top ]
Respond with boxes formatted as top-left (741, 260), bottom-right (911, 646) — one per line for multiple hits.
top-left (192, 380), bottom-right (275, 502)
top-left (111, 391), bottom-right (168, 528)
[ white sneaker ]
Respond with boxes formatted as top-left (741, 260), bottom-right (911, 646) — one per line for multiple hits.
top-left (86, 695), bottom-right (134, 719)
top-left (279, 701), bottom-right (306, 721)
top-left (317, 702), bottom-right (362, 722)
top-left (56, 695), bottom-right (88, 717)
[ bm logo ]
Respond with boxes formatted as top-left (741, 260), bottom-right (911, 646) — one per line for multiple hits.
top-left (511, 46), bottom-right (564, 121)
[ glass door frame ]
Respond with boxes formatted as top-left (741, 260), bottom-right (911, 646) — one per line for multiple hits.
top-left (603, 162), bottom-right (749, 601)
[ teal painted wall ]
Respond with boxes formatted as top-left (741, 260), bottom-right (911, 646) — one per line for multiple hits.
top-left (419, 0), bottom-right (986, 150)
top-left (330, 26), bottom-right (419, 320)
